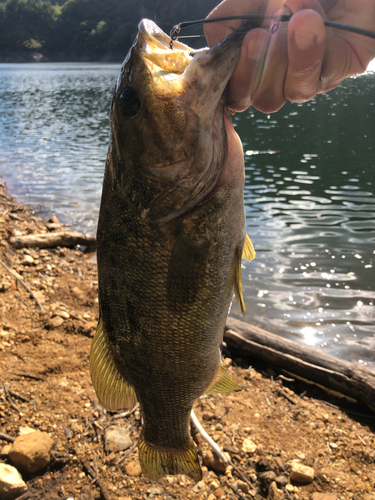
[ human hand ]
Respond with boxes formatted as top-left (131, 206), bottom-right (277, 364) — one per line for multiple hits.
top-left (204, 0), bottom-right (375, 113)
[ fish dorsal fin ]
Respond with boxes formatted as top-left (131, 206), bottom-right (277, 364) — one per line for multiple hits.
top-left (90, 319), bottom-right (137, 412)
top-left (138, 433), bottom-right (202, 482)
top-left (242, 234), bottom-right (256, 262)
top-left (205, 364), bottom-right (242, 394)
top-left (233, 246), bottom-right (246, 315)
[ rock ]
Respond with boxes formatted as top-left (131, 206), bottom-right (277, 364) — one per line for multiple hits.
top-left (0, 281), bottom-right (11, 292)
top-left (208, 494), bottom-right (216, 500)
top-left (259, 470), bottom-right (277, 488)
top-left (0, 444), bottom-right (12, 457)
top-left (19, 426), bottom-right (37, 436)
top-left (242, 438), bottom-right (257, 454)
top-left (32, 290), bottom-right (46, 304)
top-left (9, 430), bottom-right (54, 473)
top-left (202, 449), bottom-right (226, 473)
top-left (192, 480), bottom-right (206, 493)
top-left (49, 316), bottom-right (64, 328)
top-left (104, 426), bottom-right (132, 452)
top-left (214, 487), bottom-right (225, 498)
top-left (235, 480), bottom-right (249, 493)
top-left (48, 215), bottom-right (60, 224)
top-left (0, 463), bottom-right (28, 500)
top-left (267, 481), bottom-right (283, 500)
top-left (290, 462), bottom-right (315, 484)
top-left (54, 310), bottom-right (70, 319)
top-left (147, 484), bottom-right (164, 495)
top-left (311, 494), bottom-right (338, 500)
top-left (71, 286), bottom-right (85, 299)
top-left (275, 475), bottom-right (288, 487)
top-left (202, 410), bottom-right (215, 421)
top-left (329, 442), bottom-right (338, 449)
top-left (80, 484), bottom-right (95, 500)
top-left (125, 460), bottom-right (142, 476)
top-left (21, 254), bottom-right (34, 265)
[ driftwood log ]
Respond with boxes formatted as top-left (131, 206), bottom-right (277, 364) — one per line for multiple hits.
top-left (225, 317), bottom-right (375, 414)
top-left (9, 231), bottom-right (96, 249)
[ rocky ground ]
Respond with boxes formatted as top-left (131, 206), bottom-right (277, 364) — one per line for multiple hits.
top-left (0, 181), bottom-right (375, 500)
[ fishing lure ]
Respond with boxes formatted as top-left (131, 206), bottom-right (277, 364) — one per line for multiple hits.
top-left (169, 14), bottom-right (375, 49)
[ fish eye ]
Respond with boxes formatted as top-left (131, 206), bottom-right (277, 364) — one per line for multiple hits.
top-left (119, 86), bottom-right (141, 118)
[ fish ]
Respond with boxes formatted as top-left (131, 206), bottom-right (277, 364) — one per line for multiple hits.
top-left (90, 18), bottom-right (255, 482)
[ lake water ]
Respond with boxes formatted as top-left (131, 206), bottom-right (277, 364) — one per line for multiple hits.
top-left (0, 62), bottom-right (374, 368)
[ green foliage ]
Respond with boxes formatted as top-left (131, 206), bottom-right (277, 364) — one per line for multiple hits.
top-left (0, 0), bottom-right (218, 58)
top-left (0, 0), bottom-right (56, 51)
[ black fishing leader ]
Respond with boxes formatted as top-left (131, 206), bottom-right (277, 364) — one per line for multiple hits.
top-left (169, 14), bottom-right (375, 49)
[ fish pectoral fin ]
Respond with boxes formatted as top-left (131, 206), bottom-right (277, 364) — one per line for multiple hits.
top-left (233, 245), bottom-right (246, 315)
top-left (242, 233), bottom-right (256, 262)
top-left (138, 433), bottom-right (202, 482)
top-left (204, 364), bottom-right (242, 394)
top-left (90, 319), bottom-right (137, 412)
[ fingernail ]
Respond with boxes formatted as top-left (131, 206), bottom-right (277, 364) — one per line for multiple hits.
top-left (294, 31), bottom-right (316, 51)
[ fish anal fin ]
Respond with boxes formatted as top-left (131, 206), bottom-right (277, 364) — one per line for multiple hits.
top-left (233, 245), bottom-right (246, 315)
top-left (243, 233), bottom-right (256, 262)
top-left (90, 319), bottom-right (137, 412)
top-left (138, 433), bottom-right (202, 482)
top-left (205, 365), bottom-right (242, 395)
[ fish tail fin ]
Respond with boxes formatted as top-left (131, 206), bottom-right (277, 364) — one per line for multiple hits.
top-left (138, 433), bottom-right (202, 482)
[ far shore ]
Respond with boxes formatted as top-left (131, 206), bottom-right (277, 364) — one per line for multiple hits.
top-left (0, 51), bottom-right (124, 64)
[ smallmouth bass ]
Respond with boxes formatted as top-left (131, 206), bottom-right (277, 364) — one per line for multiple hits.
top-left (90, 19), bottom-right (255, 481)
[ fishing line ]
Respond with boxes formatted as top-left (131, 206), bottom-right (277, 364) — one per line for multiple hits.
top-left (169, 14), bottom-right (375, 48)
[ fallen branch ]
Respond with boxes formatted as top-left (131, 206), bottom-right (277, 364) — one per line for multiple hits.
top-left (10, 371), bottom-right (46, 381)
top-left (9, 230), bottom-right (96, 249)
top-left (225, 317), bottom-right (375, 414)
top-left (0, 432), bottom-right (15, 442)
top-left (8, 389), bottom-right (29, 403)
top-left (115, 442), bottom-right (137, 466)
top-left (83, 460), bottom-right (111, 500)
top-left (0, 259), bottom-right (45, 312)
top-left (190, 410), bottom-right (254, 493)
top-left (14, 492), bottom-right (32, 500)
top-left (3, 384), bottom-right (21, 413)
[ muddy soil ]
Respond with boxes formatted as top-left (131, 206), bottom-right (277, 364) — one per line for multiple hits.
top-left (0, 182), bottom-right (374, 500)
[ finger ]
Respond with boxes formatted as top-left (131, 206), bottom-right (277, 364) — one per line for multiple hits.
top-left (226, 28), bottom-right (271, 112)
top-left (284, 9), bottom-right (326, 102)
top-left (250, 20), bottom-right (289, 113)
top-left (204, 0), bottom-right (286, 47)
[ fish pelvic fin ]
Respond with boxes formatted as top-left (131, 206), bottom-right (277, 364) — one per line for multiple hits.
top-left (233, 245), bottom-right (246, 315)
top-left (90, 319), bottom-right (137, 412)
top-left (138, 433), bottom-right (202, 482)
top-left (204, 364), bottom-right (242, 395)
top-left (243, 233), bottom-right (256, 262)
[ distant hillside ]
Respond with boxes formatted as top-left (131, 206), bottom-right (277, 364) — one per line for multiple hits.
top-left (0, 0), bottom-right (218, 62)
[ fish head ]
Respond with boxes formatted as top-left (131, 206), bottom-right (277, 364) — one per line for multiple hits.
top-left (108, 19), bottom-right (245, 220)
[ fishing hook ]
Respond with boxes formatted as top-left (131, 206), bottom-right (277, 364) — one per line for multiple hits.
top-left (169, 14), bottom-right (375, 49)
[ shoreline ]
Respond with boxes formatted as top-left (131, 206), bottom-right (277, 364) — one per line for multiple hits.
top-left (1, 181), bottom-right (375, 500)
top-left (0, 51), bottom-right (124, 64)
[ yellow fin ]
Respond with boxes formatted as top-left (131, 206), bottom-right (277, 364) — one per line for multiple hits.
top-left (205, 365), bottom-right (242, 395)
top-left (138, 433), bottom-right (202, 482)
top-left (90, 319), bottom-right (137, 412)
top-left (242, 233), bottom-right (256, 262)
top-left (233, 246), bottom-right (246, 315)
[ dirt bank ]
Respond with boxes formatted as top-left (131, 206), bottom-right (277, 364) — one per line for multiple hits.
top-left (0, 182), bottom-right (374, 500)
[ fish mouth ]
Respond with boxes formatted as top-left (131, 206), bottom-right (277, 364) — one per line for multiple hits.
top-left (137, 19), bottom-right (195, 75)
top-left (119, 20), bottom-right (248, 222)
